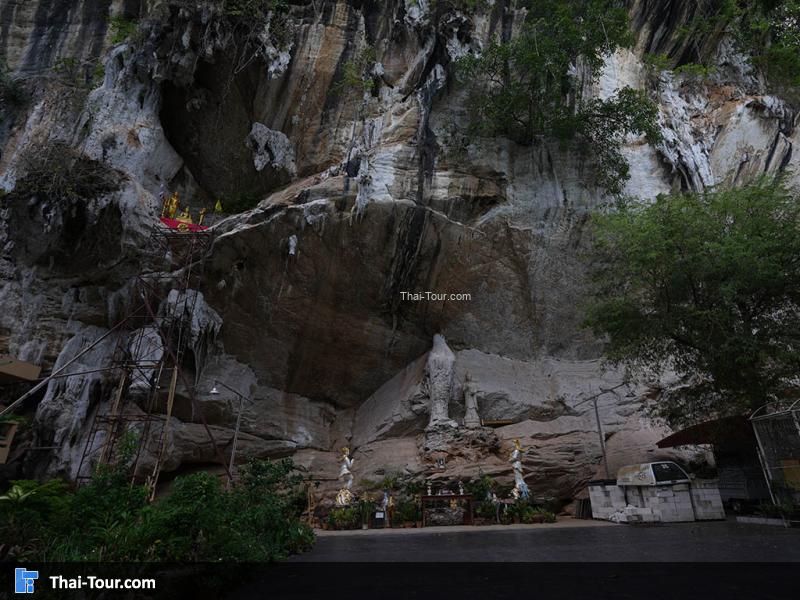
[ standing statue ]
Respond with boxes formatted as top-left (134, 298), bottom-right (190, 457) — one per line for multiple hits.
top-left (167, 193), bottom-right (179, 218)
top-left (425, 334), bottom-right (458, 430)
top-left (335, 446), bottom-right (354, 506)
top-left (509, 439), bottom-right (530, 500)
top-left (463, 372), bottom-right (481, 429)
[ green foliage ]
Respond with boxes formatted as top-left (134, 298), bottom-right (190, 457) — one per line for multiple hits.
top-left (327, 506), bottom-right (360, 530)
top-left (644, 54), bottom-right (716, 79)
top-left (0, 458), bottom-right (313, 562)
top-left (334, 46), bottom-right (378, 96)
top-left (504, 500), bottom-right (556, 524)
top-left (643, 53), bottom-right (672, 72)
top-left (572, 88), bottom-right (661, 194)
top-left (108, 15), bottom-right (139, 44)
top-left (474, 500), bottom-right (497, 520)
top-left (584, 178), bottom-right (800, 427)
top-left (464, 472), bottom-right (497, 500)
top-left (53, 56), bottom-right (81, 83)
top-left (91, 60), bottom-right (105, 85)
top-left (457, 0), bottom-right (661, 194)
top-left (674, 1), bottom-right (800, 97)
top-left (359, 498), bottom-right (376, 524)
top-left (360, 471), bottom-right (401, 491)
top-left (394, 499), bottom-right (420, 523)
top-left (673, 62), bottom-right (717, 79)
top-left (524, 506), bottom-right (557, 523)
top-left (735, 1), bottom-right (800, 93)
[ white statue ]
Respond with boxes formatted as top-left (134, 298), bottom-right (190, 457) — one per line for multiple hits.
top-left (425, 334), bottom-right (458, 430)
top-left (335, 446), bottom-right (354, 506)
top-left (509, 439), bottom-right (530, 500)
top-left (463, 372), bottom-right (481, 429)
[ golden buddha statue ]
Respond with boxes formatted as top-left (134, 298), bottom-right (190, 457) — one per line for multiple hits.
top-left (167, 193), bottom-right (179, 219)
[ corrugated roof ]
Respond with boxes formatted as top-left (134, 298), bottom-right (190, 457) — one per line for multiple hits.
top-left (656, 415), bottom-right (754, 448)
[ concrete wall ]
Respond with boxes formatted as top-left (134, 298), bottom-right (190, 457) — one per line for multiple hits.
top-left (589, 479), bottom-right (726, 523)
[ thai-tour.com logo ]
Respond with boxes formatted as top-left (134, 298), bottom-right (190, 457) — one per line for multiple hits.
top-left (14, 567), bottom-right (156, 594)
top-left (15, 568), bottom-right (38, 594)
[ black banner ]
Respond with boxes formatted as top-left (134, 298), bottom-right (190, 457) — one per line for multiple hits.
top-left (1, 562), bottom-right (798, 600)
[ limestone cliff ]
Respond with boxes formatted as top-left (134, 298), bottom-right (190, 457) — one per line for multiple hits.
top-left (1, 0), bottom-right (797, 502)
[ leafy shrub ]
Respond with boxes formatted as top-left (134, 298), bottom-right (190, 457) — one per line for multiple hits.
top-left (643, 52), bottom-right (672, 72)
top-left (673, 62), bottom-right (717, 79)
top-left (457, 0), bottom-right (661, 194)
top-left (504, 501), bottom-right (557, 524)
top-left (672, 1), bottom-right (800, 99)
top-left (327, 507), bottom-right (360, 530)
top-left (108, 15), bottom-right (139, 44)
top-left (395, 499), bottom-right (420, 523)
top-left (334, 46), bottom-right (378, 96)
top-left (474, 500), bottom-right (497, 520)
top-left (0, 458), bottom-right (313, 562)
top-left (464, 473), bottom-right (497, 500)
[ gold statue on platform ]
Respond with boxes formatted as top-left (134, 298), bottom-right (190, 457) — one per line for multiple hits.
top-left (163, 192), bottom-right (179, 219)
top-left (198, 208), bottom-right (207, 226)
top-left (177, 207), bottom-right (192, 222)
top-left (175, 206), bottom-right (193, 231)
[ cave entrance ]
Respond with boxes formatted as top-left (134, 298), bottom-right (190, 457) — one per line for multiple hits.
top-left (159, 56), bottom-right (290, 207)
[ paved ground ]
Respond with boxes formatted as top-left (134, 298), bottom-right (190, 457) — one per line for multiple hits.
top-left (314, 516), bottom-right (613, 537)
top-left (293, 518), bottom-right (800, 562)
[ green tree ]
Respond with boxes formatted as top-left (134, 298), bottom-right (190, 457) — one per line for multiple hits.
top-left (584, 179), bottom-right (800, 427)
top-left (0, 458), bottom-right (313, 562)
top-left (457, 0), bottom-right (661, 194)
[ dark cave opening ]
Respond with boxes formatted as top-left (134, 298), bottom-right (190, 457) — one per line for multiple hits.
top-left (158, 57), bottom-right (291, 205)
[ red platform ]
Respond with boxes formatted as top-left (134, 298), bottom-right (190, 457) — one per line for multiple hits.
top-left (159, 217), bottom-right (209, 232)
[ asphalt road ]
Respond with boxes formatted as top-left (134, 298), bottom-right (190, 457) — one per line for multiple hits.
top-left (292, 520), bottom-right (800, 562)
top-left (227, 521), bottom-right (800, 599)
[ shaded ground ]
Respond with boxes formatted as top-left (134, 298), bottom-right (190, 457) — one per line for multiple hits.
top-left (227, 520), bottom-right (799, 599)
top-left (294, 519), bottom-right (800, 562)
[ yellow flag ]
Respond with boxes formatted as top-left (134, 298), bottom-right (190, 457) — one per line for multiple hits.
top-left (214, 199), bottom-right (223, 213)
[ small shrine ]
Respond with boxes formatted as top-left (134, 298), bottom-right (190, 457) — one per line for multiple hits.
top-left (159, 191), bottom-right (210, 232)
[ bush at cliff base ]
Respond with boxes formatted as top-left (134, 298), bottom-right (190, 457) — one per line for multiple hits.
top-left (0, 458), bottom-right (314, 561)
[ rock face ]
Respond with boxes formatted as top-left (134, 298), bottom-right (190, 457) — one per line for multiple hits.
top-left (1, 1), bottom-right (795, 501)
